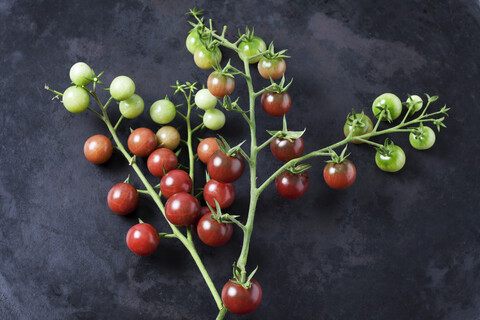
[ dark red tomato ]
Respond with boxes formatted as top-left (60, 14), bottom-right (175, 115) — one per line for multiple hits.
top-left (257, 57), bottom-right (286, 80)
top-left (270, 137), bottom-right (304, 162)
top-left (147, 148), bottom-right (178, 178)
top-left (165, 192), bottom-right (201, 226)
top-left (207, 150), bottom-right (245, 183)
top-left (127, 128), bottom-right (157, 157)
top-left (160, 169), bottom-right (192, 198)
top-left (222, 279), bottom-right (263, 315)
top-left (323, 160), bottom-right (356, 189)
top-left (107, 183), bottom-right (139, 215)
top-left (207, 71), bottom-right (235, 98)
top-left (126, 223), bottom-right (160, 256)
top-left (275, 171), bottom-right (309, 199)
top-left (197, 214), bottom-right (233, 247)
top-left (261, 91), bottom-right (291, 117)
top-left (84, 134), bottom-right (113, 164)
top-left (192, 206), bottom-right (214, 236)
top-left (197, 137), bottom-right (221, 164)
top-left (203, 179), bottom-right (235, 209)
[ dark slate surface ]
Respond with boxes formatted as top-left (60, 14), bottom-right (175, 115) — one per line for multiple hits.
top-left (1, 0), bottom-right (479, 319)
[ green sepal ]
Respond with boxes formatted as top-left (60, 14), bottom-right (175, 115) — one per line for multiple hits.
top-left (375, 138), bottom-right (396, 156)
top-left (325, 146), bottom-right (350, 164)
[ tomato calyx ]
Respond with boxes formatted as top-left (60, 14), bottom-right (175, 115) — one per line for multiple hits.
top-left (410, 122), bottom-right (427, 139)
top-left (373, 101), bottom-right (394, 123)
top-left (346, 109), bottom-right (368, 131)
top-left (264, 74), bottom-right (293, 94)
top-left (262, 42), bottom-right (290, 60)
top-left (326, 145), bottom-right (350, 164)
top-left (205, 200), bottom-right (240, 225)
top-left (286, 163), bottom-right (311, 175)
top-left (215, 135), bottom-right (246, 158)
top-left (237, 26), bottom-right (257, 43)
top-left (267, 116), bottom-right (305, 142)
top-left (231, 264), bottom-right (259, 290)
top-left (375, 138), bottom-right (398, 157)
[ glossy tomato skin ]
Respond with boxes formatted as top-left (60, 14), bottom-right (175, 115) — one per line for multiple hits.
top-left (197, 214), bottom-right (233, 247)
top-left (126, 223), bottom-right (160, 256)
top-left (207, 150), bottom-right (245, 183)
top-left (155, 126), bottom-right (180, 150)
top-left (275, 171), bottom-right (309, 199)
top-left (197, 137), bottom-right (221, 164)
top-left (257, 57), bottom-right (286, 80)
top-left (165, 192), bottom-right (201, 226)
top-left (323, 160), bottom-right (357, 189)
top-left (127, 128), bottom-right (157, 157)
top-left (194, 46), bottom-right (222, 69)
top-left (203, 179), bottom-right (235, 209)
top-left (147, 148), bottom-right (178, 178)
top-left (107, 183), bottom-right (139, 215)
top-left (238, 36), bottom-right (267, 64)
top-left (222, 279), bottom-right (263, 315)
top-left (160, 169), bottom-right (192, 198)
top-left (207, 71), bottom-right (235, 98)
top-left (375, 145), bottom-right (406, 172)
top-left (84, 135), bottom-right (113, 164)
top-left (261, 91), bottom-right (291, 117)
top-left (192, 206), bottom-right (213, 236)
top-left (409, 126), bottom-right (436, 150)
top-left (270, 137), bottom-right (304, 162)
top-left (372, 93), bottom-right (402, 121)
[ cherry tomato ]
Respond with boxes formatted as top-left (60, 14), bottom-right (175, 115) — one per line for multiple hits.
top-left (119, 94), bottom-right (144, 119)
top-left (275, 171), bottom-right (309, 199)
top-left (127, 128), bottom-right (157, 157)
top-left (110, 76), bottom-right (135, 101)
top-left (375, 145), bottom-right (406, 172)
top-left (194, 46), bottom-right (222, 70)
top-left (69, 62), bottom-right (94, 86)
top-left (156, 126), bottom-right (180, 150)
top-left (197, 214), bottom-right (233, 247)
top-left (238, 36), bottom-right (267, 64)
top-left (192, 206), bottom-right (213, 236)
top-left (160, 169), bottom-right (192, 199)
top-left (203, 179), bottom-right (235, 209)
top-left (197, 137), bottom-right (221, 164)
top-left (257, 57), bottom-right (286, 80)
top-left (126, 223), bottom-right (160, 256)
top-left (195, 89), bottom-right (217, 110)
top-left (186, 30), bottom-right (205, 55)
top-left (270, 137), bottom-right (304, 162)
top-left (150, 99), bottom-right (176, 124)
top-left (147, 148), bottom-right (178, 178)
top-left (409, 126), bottom-right (436, 150)
top-left (207, 71), bottom-right (235, 98)
top-left (323, 160), bottom-right (357, 189)
top-left (222, 279), bottom-right (263, 315)
top-left (406, 95), bottom-right (423, 115)
top-left (84, 134), bottom-right (113, 164)
top-left (343, 113), bottom-right (373, 143)
top-left (203, 109), bottom-right (225, 131)
top-left (372, 93), bottom-right (402, 121)
top-left (207, 150), bottom-right (245, 183)
top-left (261, 91), bottom-right (291, 117)
top-left (62, 86), bottom-right (90, 113)
top-left (107, 183), bottom-right (138, 215)
top-left (165, 192), bottom-right (201, 226)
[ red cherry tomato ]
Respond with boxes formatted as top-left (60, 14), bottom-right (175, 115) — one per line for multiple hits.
top-left (275, 171), bottom-right (309, 199)
top-left (203, 179), bottom-right (235, 209)
top-left (207, 150), bottom-right (245, 183)
top-left (270, 137), bottom-right (304, 162)
top-left (257, 57), bottom-right (286, 80)
top-left (83, 134), bottom-right (113, 164)
top-left (160, 169), bottom-right (192, 198)
top-left (197, 214), bottom-right (233, 247)
top-left (126, 223), bottom-right (160, 256)
top-left (222, 279), bottom-right (263, 315)
top-left (261, 91), bottom-right (291, 117)
top-left (207, 71), bottom-right (235, 98)
top-left (191, 206), bottom-right (213, 235)
top-left (107, 183), bottom-right (139, 215)
top-left (127, 128), bottom-right (157, 157)
top-left (197, 137), bottom-right (221, 164)
top-left (147, 148), bottom-right (178, 178)
top-left (323, 160), bottom-right (356, 189)
top-left (165, 192), bottom-right (201, 226)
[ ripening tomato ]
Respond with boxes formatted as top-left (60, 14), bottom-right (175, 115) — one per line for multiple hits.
top-left (257, 57), bottom-right (286, 80)
top-left (128, 128), bottom-right (157, 157)
top-left (343, 113), bottom-right (374, 143)
top-left (270, 137), bottom-right (304, 162)
top-left (147, 148), bottom-right (178, 178)
top-left (197, 214), bottom-right (233, 247)
top-left (84, 134), bottom-right (113, 164)
top-left (261, 91), bottom-right (291, 117)
top-left (207, 71), bottom-right (235, 98)
top-left (156, 126), bottom-right (180, 150)
top-left (222, 279), bottom-right (263, 315)
top-left (275, 171), bottom-right (309, 199)
top-left (165, 192), bottom-right (201, 226)
top-left (194, 46), bottom-right (222, 69)
top-left (203, 179), bottom-right (235, 209)
top-left (323, 160), bottom-right (357, 189)
top-left (197, 137), bottom-right (221, 164)
top-left (107, 183), bottom-right (139, 215)
top-left (160, 169), bottom-right (192, 198)
top-left (126, 223), bottom-right (160, 256)
top-left (207, 150), bottom-right (245, 183)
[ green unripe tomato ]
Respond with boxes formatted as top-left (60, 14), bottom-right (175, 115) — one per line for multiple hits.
top-left (375, 145), bottom-right (406, 172)
top-left (69, 62), bottom-right (94, 86)
top-left (110, 76), bottom-right (135, 101)
top-left (409, 126), bottom-right (436, 150)
top-left (372, 93), bottom-right (402, 121)
top-left (194, 46), bottom-right (222, 69)
top-left (186, 30), bottom-right (204, 55)
top-left (119, 94), bottom-right (144, 119)
top-left (406, 95), bottom-right (423, 115)
top-left (238, 36), bottom-right (267, 64)
top-left (150, 99), bottom-right (176, 124)
top-left (195, 89), bottom-right (217, 110)
top-left (62, 86), bottom-right (90, 113)
top-left (203, 108), bottom-right (225, 131)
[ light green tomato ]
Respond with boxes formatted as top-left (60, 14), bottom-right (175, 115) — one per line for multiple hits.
top-left (62, 86), bottom-right (90, 113)
top-left (119, 94), bottom-right (144, 119)
top-left (238, 36), bottom-right (267, 64)
top-left (203, 108), bottom-right (225, 131)
top-left (409, 126), bottom-right (436, 150)
top-left (69, 62), bottom-right (94, 86)
top-left (110, 76), bottom-right (135, 101)
top-left (186, 30), bottom-right (204, 55)
top-left (372, 93), bottom-right (402, 121)
top-left (150, 99), bottom-right (176, 124)
top-left (406, 95), bottom-right (423, 115)
top-left (195, 89), bottom-right (217, 110)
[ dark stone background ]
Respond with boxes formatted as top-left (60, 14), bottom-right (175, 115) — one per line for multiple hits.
top-left (1, 0), bottom-right (479, 319)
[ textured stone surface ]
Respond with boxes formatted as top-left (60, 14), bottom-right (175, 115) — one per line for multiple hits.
top-left (1, 0), bottom-right (479, 319)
